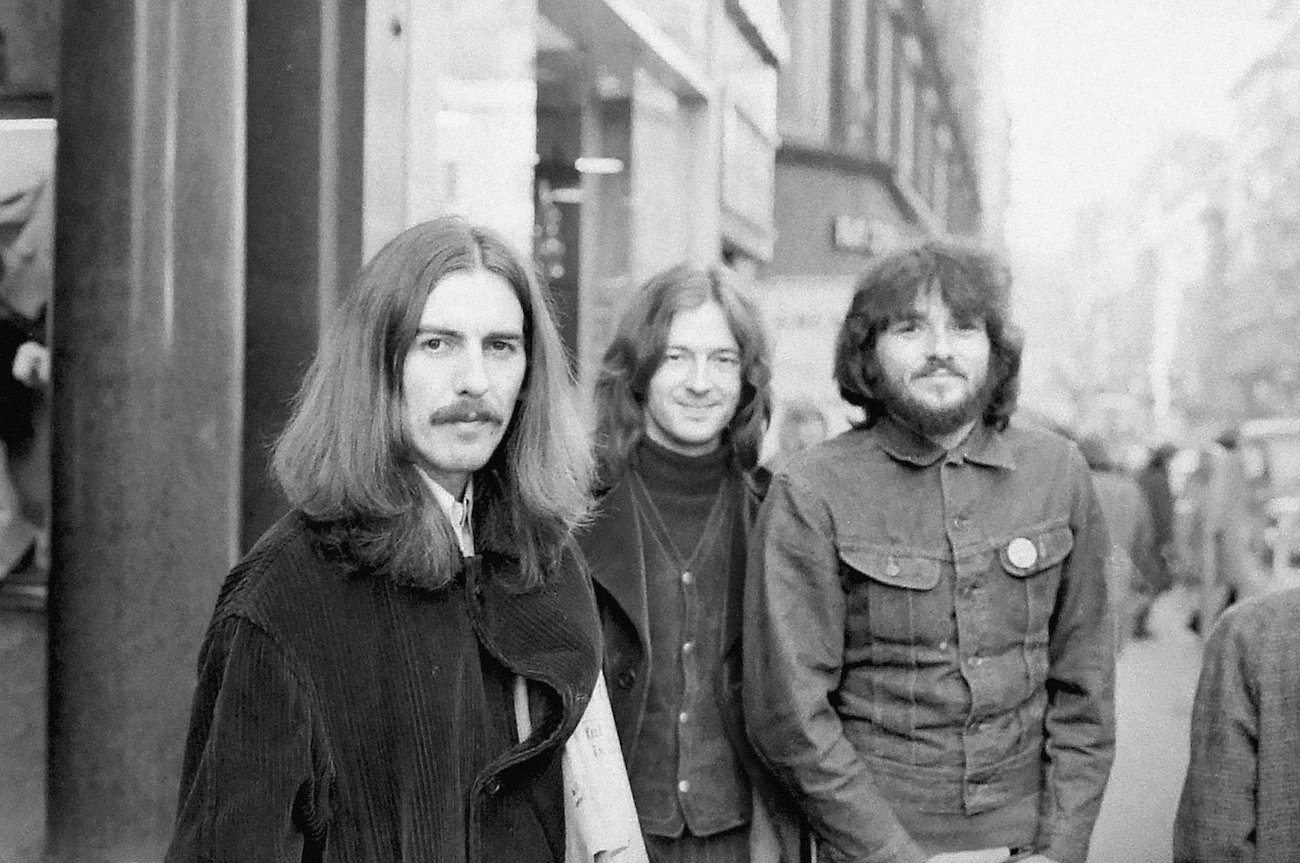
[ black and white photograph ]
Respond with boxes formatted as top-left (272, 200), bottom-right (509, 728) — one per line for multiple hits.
top-left (1, 2), bottom-right (1297, 862)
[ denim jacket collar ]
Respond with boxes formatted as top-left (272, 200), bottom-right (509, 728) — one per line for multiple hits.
top-left (876, 415), bottom-right (1017, 471)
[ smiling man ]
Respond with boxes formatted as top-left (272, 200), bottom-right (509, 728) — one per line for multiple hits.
top-left (744, 242), bottom-right (1115, 863)
top-left (582, 265), bottom-right (800, 863)
top-left (166, 217), bottom-right (601, 863)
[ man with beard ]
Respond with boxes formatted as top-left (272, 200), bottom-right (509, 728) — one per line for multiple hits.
top-left (582, 265), bottom-right (801, 863)
top-left (744, 242), bottom-right (1115, 863)
top-left (165, 217), bottom-right (605, 863)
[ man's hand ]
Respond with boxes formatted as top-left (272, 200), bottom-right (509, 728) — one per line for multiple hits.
top-left (12, 341), bottom-right (49, 389)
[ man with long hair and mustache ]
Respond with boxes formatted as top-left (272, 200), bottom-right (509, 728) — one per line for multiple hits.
top-left (744, 242), bottom-right (1115, 863)
top-left (165, 217), bottom-right (603, 862)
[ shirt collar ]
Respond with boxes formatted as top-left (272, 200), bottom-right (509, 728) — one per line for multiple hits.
top-left (875, 415), bottom-right (1016, 470)
top-left (420, 470), bottom-right (475, 557)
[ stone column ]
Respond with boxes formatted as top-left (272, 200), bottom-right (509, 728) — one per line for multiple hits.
top-left (46, 1), bottom-right (245, 859)
top-left (242, 0), bottom-right (366, 547)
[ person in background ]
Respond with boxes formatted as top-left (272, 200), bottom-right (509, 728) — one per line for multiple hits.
top-left (745, 241), bottom-right (1115, 863)
top-left (0, 171), bottom-right (52, 583)
top-left (583, 264), bottom-right (801, 863)
top-left (166, 216), bottom-right (609, 863)
top-left (1174, 586), bottom-right (1300, 861)
top-left (1195, 429), bottom-right (1253, 632)
top-left (1077, 434), bottom-right (1159, 649)
top-left (764, 399), bottom-right (829, 476)
top-left (1134, 443), bottom-right (1178, 638)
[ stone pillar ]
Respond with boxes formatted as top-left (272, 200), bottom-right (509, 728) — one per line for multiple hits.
top-left (47, 1), bottom-right (245, 860)
top-left (242, 0), bottom-right (366, 547)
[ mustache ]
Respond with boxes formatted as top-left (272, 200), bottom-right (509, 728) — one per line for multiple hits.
top-left (912, 359), bottom-right (965, 379)
top-left (429, 399), bottom-right (504, 425)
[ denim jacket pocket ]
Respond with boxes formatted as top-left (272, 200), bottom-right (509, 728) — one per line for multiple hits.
top-left (995, 525), bottom-right (1073, 663)
top-left (839, 546), bottom-right (946, 646)
top-left (839, 545), bottom-right (942, 590)
top-left (997, 525), bottom-right (1073, 578)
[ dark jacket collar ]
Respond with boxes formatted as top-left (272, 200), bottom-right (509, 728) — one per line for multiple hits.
top-left (295, 486), bottom-right (599, 697)
top-left (582, 476), bottom-right (650, 648)
top-left (464, 548), bottom-right (601, 703)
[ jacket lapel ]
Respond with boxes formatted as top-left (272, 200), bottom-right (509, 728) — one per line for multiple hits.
top-left (582, 477), bottom-right (651, 653)
top-left (467, 549), bottom-right (601, 700)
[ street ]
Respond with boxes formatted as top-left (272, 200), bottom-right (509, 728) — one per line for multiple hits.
top-left (1088, 589), bottom-right (1204, 863)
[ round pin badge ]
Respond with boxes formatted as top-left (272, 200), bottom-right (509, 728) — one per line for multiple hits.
top-left (1007, 537), bottom-right (1038, 569)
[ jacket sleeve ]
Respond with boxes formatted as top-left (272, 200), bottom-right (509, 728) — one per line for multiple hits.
top-left (743, 473), bottom-right (927, 863)
top-left (1172, 608), bottom-right (1258, 861)
top-left (165, 615), bottom-right (325, 863)
top-left (1036, 453), bottom-right (1117, 863)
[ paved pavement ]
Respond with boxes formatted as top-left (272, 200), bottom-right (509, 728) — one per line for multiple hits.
top-left (1087, 589), bottom-right (1204, 863)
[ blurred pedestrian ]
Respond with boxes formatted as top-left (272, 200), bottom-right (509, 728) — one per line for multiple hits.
top-left (1134, 443), bottom-right (1178, 635)
top-left (1195, 429), bottom-right (1253, 631)
top-left (745, 241), bottom-right (1115, 863)
top-left (166, 217), bottom-right (627, 863)
top-left (583, 264), bottom-right (802, 863)
top-left (1077, 435), bottom-right (1158, 649)
top-left (764, 399), bottom-right (828, 475)
top-left (1173, 587), bottom-right (1300, 861)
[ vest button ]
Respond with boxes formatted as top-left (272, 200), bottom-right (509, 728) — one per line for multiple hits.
top-left (678, 779), bottom-right (691, 794)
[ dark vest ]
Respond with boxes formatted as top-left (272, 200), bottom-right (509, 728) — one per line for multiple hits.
top-left (619, 458), bottom-right (752, 838)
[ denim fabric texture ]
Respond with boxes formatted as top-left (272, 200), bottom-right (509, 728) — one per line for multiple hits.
top-left (744, 418), bottom-right (1116, 863)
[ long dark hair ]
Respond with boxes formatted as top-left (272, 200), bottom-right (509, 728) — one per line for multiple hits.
top-left (593, 264), bottom-right (772, 482)
top-left (272, 216), bottom-right (593, 588)
top-left (834, 240), bottom-right (1023, 431)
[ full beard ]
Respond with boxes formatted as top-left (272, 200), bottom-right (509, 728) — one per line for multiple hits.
top-left (876, 369), bottom-right (994, 439)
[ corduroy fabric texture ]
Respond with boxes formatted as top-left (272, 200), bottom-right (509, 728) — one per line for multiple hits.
top-left (165, 511), bottom-right (600, 863)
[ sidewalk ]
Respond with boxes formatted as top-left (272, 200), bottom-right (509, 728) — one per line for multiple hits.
top-left (1087, 589), bottom-right (1203, 863)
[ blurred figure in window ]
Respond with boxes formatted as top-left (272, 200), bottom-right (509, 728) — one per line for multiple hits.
top-left (0, 171), bottom-right (52, 581)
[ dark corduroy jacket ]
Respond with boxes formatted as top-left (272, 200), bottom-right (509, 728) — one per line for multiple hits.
top-left (165, 511), bottom-right (601, 863)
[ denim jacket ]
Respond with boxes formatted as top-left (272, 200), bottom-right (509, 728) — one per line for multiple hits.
top-left (744, 418), bottom-right (1115, 863)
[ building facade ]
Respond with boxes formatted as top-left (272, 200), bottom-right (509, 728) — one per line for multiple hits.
top-left (0, 2), bottom-right (786, 860)
top-left (1217, 0), bottom-right (1300, 422)
top-left (756, 0), bottom-right (1008, 450)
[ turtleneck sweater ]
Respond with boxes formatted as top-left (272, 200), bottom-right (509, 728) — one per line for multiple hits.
top-left (634, 437), bottom-right (730, 559)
